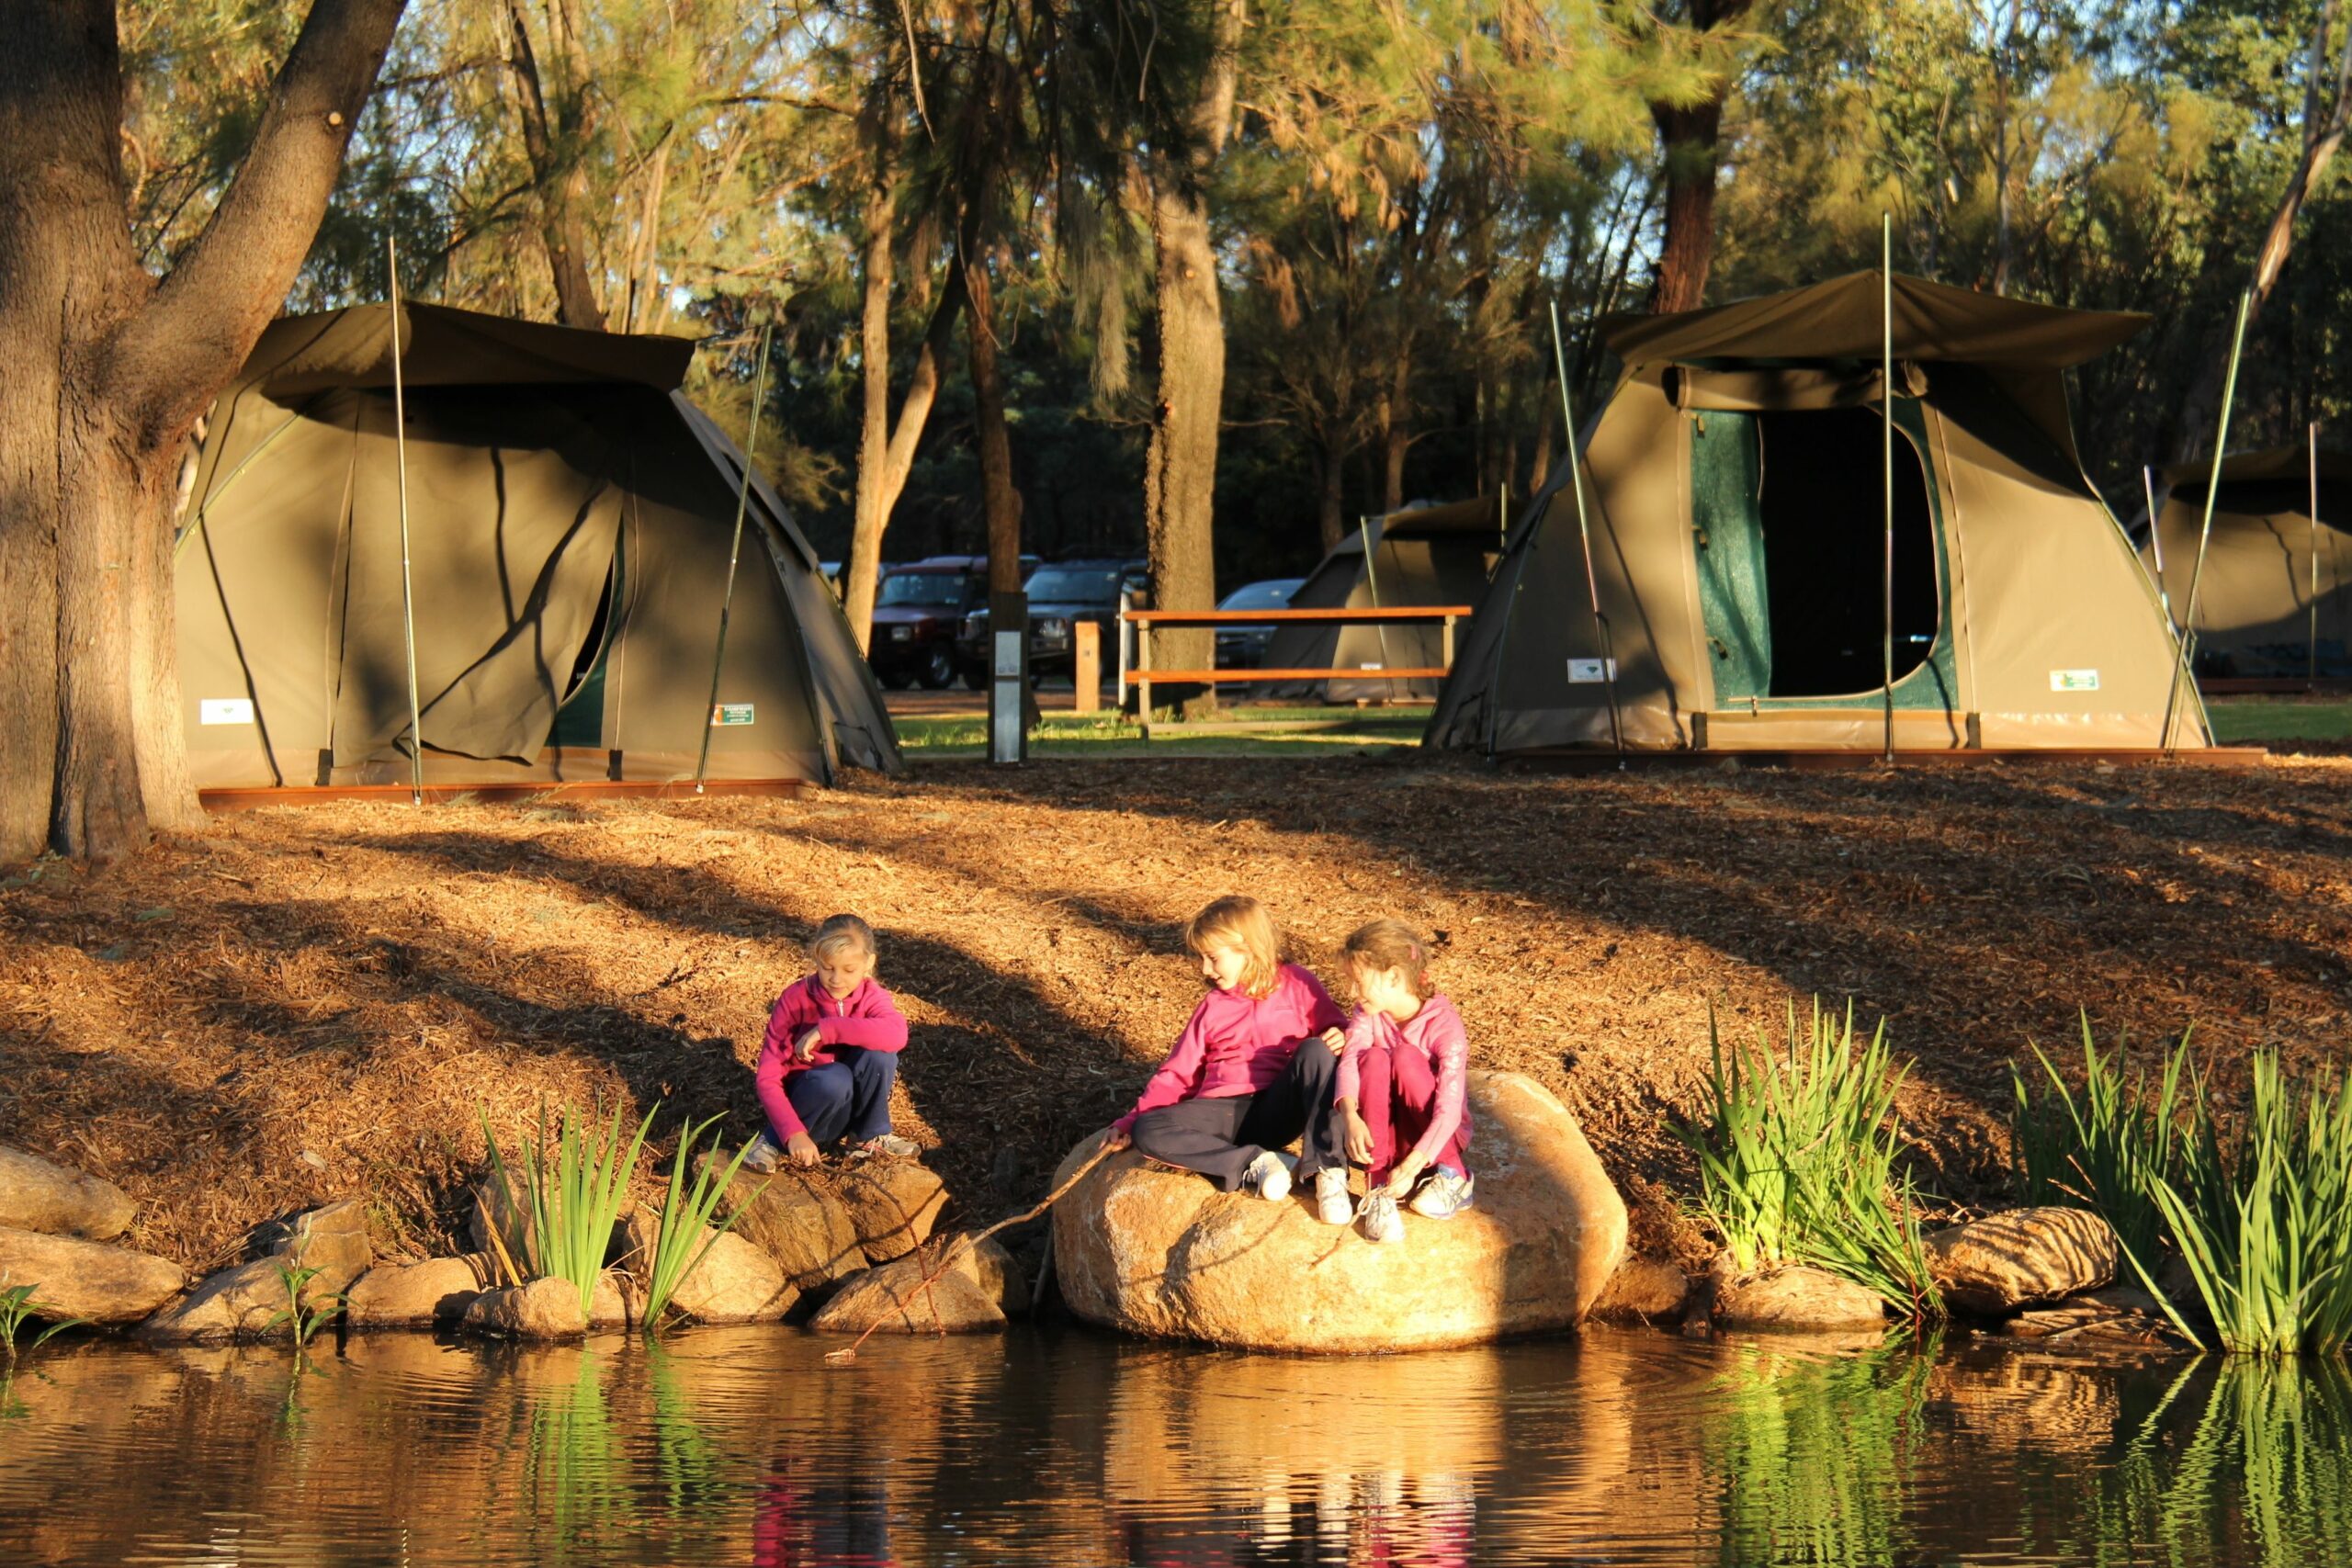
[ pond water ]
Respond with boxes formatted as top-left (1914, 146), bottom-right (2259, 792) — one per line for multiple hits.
top-left (2, 1325), bottom-right (2348, 1566)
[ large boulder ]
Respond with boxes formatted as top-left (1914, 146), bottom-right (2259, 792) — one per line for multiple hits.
top-left (1925, 1207), bottom-right (2119, 1316)
top-left (810, 1235), bottom-right (1023, 1337)
top-left (616, 1210), bottom-right (795, 1325)
top-left (141, 1201), bottom-right (375, 1342)
top-left (1711, 1265), bottom-right (1890, 1332)
top-left (839, 1161), bottom-right (948, 1262)
top-left (704, 1162), bottom-right (865, 1294)
top-left (0, 1145), bottom-right (135, 1240)
top-left (0, 1224), bottom-right (185, 1325)
top-left (1051, 1070), bottom-right (1627, 1352)
top-left (345, 1257), bottom-right (491, 1329)
top-left (461, 1276), bottom-right (589, 1340)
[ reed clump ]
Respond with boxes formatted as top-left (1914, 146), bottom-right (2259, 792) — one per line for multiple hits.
top-left (2014, 1029), bottom-right (2352, 1357)
top-left (481, 1099), bottom-right (652, 1319)
top-left (1679, 1000), bottom-right (1941, 1322)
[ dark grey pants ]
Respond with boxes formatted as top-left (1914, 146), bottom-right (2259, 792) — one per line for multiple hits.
top-left (1129, 1038), bottom-right (1342, 1190)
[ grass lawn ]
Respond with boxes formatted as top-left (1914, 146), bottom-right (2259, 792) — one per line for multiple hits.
top-left (895, 705), bottom-right (1435, 757)
top-left (2205, 696), bottom-right (2352, 746)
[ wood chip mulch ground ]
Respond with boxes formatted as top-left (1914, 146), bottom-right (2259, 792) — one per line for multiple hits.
top-left (4, 751), bottom-right (2348, 1272)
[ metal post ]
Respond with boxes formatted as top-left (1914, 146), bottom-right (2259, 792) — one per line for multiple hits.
top-left (2162, 290), bottom-right (2253, 751)
top-left (1359, 516), bottom-right (1400, 700)
top-left (1882, 214), bottom-right (1895, 763)
top-left (695, 324), bottom-right (772, 792)
top-left (2143, 465), bottom-right (2172, 629)
top-left (1136, 616), bottom-right (1153, 735)
top-left (1549, 300), bottom-right (1624, 763)
top-left (388, 235), bottom-right (424, 806)
top-left (2311, 421), bottom-right (2322, 686)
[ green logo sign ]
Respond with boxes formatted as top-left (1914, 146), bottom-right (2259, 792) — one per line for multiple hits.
top-left (711, 703), bottom-right (756, 727)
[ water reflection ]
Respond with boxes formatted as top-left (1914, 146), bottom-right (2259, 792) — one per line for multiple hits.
top-left (0, 1325), bottom-right (2347, 1565)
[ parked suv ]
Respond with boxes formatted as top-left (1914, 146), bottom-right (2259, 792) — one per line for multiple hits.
top-left (868, 556), bottom-right (1035, 689)
top-left (956, 558), bottom-right (1149, 686)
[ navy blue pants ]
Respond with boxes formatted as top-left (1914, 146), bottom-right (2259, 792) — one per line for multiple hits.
top-left (1129, 1038), bottom-right (1343, 1190)
top-left (782, 1048), bottom-right (899, 1145)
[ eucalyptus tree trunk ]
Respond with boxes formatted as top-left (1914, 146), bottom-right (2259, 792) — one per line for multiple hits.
top-left (1141, 0), bottom-right (1244, 716)
top-left (1645, 0), bottom-right (1751, 314)
top-left (505, 0), bottom-right (606, 329)
top-left (0, 0), bottom-right (404, 863)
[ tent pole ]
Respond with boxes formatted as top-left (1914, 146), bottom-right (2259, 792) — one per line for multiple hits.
top-left (389, 235), bottom-right (424, 807)
top-left (1359, 515), bottom-right (1400, 701)
top-left (1881, 214), bottom-right (1894, 764)
top-left (2311, 420), bottom-right (2322, 686)
top-left (2143, 465), bottom-right (2172, 629)
top-left (1549, 300), bottom-right (1624, 764)
top-left (695, 324), bottom-right (773, 793)
top-left (2162, 290), bottom-right (2252, 752)
top-left (1480, 488), bottom-right (1535, 762)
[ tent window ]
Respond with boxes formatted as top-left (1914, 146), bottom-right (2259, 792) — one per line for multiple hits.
top-left (1754, 405), bottom-right (1939, 697)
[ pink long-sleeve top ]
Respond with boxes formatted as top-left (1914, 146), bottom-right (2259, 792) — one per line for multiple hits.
top-left (1114, 963), bottom-right (1345, 1133)
top-left (754, 976), bottom-right (910, 1140)
top-left (1336, 992), bottom-right (1472, 1168)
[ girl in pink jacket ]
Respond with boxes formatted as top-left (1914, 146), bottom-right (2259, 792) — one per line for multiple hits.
top-left (744, 914), bottom-right (914, 1171)
top-left (1334, 919), bottom-right (1474, 1243)
top-left (1103, 896), bottom-right (1349, 1206)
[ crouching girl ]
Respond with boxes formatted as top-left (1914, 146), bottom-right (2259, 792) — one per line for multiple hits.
top-left (746, 914), bottom-right (915, 1170)
top-left (1335, 919), bottom-right (1473, 1243)
top-left (1103, 896), bottom-right (1350, 1208)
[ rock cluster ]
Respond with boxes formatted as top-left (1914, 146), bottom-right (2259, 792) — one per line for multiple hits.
top-left (0, 1147), bottom-right (184, 1325)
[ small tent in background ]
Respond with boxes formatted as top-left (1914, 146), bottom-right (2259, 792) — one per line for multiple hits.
top-left (175, 303), bottom-right (899, 794)
top-left (1429, 272), bottom-right (2211, 756)
top-left (1263, 494), bottom-right (1505, 700)
top-left (2142, 446), bottom-right (2352, 680)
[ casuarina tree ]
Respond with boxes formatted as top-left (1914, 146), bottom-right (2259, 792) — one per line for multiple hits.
top-left (0, 0), bottom-right (408, 861)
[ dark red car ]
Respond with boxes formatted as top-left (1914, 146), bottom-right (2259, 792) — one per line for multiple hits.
top-left (868, 555), bottom-right (1035, 689)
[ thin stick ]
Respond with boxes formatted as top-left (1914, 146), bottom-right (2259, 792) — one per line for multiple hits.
top-left (695, 325), bottom-right (772, 793)
top-left (2311, 420), bottom-right (2322, 685)
top-left (2144, 465), bottom-right (2172, 629)
top-left (2162, 290), bottom-right (2253, 751)
top-left (1882, 214), bottom-right (1894, 764)
top-left (389, 235), bottom-right (424, 805)
top-left (823, 1140), bottom-right (1115, 1364)
top-left (1549, 300), bottom-right (1623, 764)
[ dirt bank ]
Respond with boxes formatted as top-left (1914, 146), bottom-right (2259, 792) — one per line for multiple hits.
top-left (5, 754), bottom-right (2348, 1271)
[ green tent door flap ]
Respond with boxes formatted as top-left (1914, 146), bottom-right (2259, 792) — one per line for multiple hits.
top-left (1688, 400), bottom-right (1959, 711)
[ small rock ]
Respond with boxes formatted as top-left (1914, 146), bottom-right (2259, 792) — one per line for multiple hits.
top-left (588, 1270), bottom-right (639, 1328)
top-left (1713, 1265), bottom-right (1889, 1332)
top-left (345, 1256), bottom-right (490, 1329)
top-left (617, 1210), bottom-right (795, 1325)
top-left (1589, 1256), bottom-right (1692, 1323)
top-left (0, 1224), bottom-right (185, 1325)
top-left (142, 1202), bottom-right (374, 1342)
top-left (839, 1161), bottom-right (947, 1262)
top-left (809, 1235), bottom-right (1022, 1337)
top-left (0, 1145), bottom-right (136, 1240)
top-left (703, 1162), bottom-right (865, 1294)
top-left (1926, 1207), bottom-right (2118, 1315)
top-left (462, 1276), bottom-right (589, 1340)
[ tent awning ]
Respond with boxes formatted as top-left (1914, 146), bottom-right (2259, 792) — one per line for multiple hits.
top-left (1378, 493), bottom-right (1507, 538)
top-left (248, 302), bottom-right (697, 396)
top-left (1599, 273), bottom-right (2147, 370)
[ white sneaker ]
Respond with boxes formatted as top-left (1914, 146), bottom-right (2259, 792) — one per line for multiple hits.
top-left (1408, 1166), bottom-right (1476, 1218)
top-left (740, 1134), bottom-right (781, 1174)
top-left (1313, 1167), bottom-right (1352, 1225)
top-left (1358, 1190), bottom-right (1405, 1244)
top-left (1241, 1149), bottom-right (1293, 1202)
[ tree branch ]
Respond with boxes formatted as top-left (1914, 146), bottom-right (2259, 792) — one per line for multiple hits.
top-left (118, 0), bottom-right (408, 438)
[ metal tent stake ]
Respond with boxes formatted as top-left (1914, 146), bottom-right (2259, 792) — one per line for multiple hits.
top-left (2162, 290), bottom-right (2253, 752)
top-left (696, 324), bottom-right (773, 793)
top-left (1881, 215), bottom-right (1894, 764)
top-left (1549, 300), bottom-right (1623, 764)
top-left (389, 235), bottom-right (424, 806)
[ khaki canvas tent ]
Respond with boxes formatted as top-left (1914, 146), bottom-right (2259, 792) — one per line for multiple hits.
top-left (1428, 272), bottom-right (2211, 755)
top-left (2141, 446), bottom-right (2352, 679)
top-left (175, 302), bottom-right (899, 793)
top-left (1263, 494), bottom-right (1504, 699)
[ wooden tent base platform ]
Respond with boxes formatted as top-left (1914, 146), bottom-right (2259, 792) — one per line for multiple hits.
top-left (1503, 747), bottom-right (2268, 774)
top-left (199, 778), bottom-right (807, 812)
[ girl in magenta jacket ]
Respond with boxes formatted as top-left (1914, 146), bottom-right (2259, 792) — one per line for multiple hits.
top-left (745, 914), bottom-right (914, 1171)
top-left (1334, 918), bottom-right (1474, 1242)
top-left (1103, 896), bottom-right (1349, 1208)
